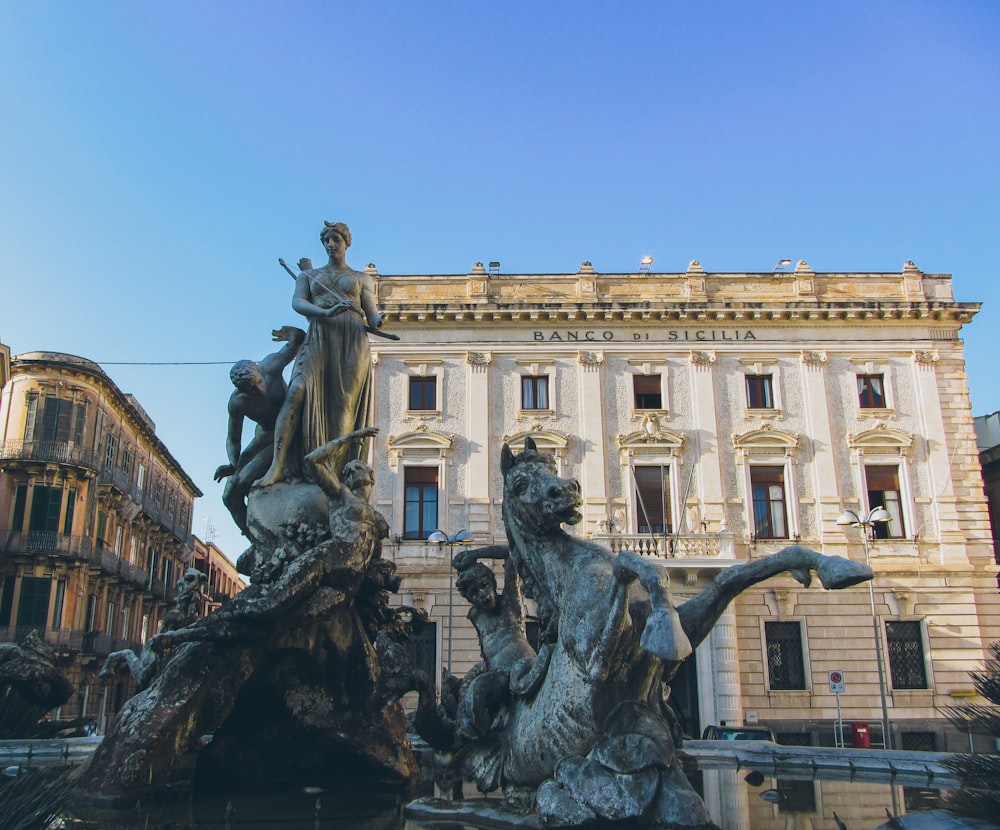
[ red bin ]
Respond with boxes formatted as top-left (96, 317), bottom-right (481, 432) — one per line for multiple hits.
top-left (852, 722), bottom-right (870, 749)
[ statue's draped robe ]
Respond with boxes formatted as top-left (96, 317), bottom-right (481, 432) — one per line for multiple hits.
top-left (288, 270), bottom-right (372, 476)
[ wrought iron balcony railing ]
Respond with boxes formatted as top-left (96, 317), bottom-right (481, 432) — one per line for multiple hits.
top-left (1, 531), bottom-right (94, 561)
top-left (0, 440), bottom-right (99, 471)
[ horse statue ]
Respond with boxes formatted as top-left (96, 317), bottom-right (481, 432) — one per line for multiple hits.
top-left (409, 437), bottom-right (874, 829)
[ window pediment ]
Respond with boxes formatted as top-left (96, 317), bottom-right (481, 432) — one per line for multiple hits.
top-left (387, 429), bottom-right (455, 468)
top-left (733, 426), bottom-right (799, 459)
top-left (847, 426), bottom-right (913, 456)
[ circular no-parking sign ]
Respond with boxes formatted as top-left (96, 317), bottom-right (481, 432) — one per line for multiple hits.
top-left (828, 670), bottom-right (845, 693)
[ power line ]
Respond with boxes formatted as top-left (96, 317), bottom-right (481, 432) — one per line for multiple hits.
top-left (97, 361), bottom-right (237, 366)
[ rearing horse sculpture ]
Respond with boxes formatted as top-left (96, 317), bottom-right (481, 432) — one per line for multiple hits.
top-left (435, 438), bottom-right (874, 828)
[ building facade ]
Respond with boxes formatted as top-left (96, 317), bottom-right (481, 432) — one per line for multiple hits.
top-left (975, 412), bottom-right (1000, 566)
top-left (0, 351), bottom-right (232, 730)
top-left (367, 259), bottom-right (998, 754)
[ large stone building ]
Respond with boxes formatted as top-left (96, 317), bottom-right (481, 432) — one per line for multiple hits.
top-left (0, 350), bottom-right (239, 730)
top-left (366, 258), bottom-right (998, 753)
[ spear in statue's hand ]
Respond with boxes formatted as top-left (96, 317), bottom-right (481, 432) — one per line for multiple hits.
top-left (278, 259), bottom-right (400, 340)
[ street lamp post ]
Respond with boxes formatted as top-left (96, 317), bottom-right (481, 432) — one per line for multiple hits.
top-left (428, 528), bottom-right (473, 674)
top-left (837, 506), bottom-right (893, 751)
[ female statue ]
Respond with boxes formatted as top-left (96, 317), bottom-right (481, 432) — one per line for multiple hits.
top-left (259, 221), bottom-right (383, 486)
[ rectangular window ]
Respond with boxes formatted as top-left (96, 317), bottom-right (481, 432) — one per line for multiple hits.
top-left (886, 620), bottom-right (928, 689)
top-left (23, 392), bottom-right (39, 441)
top-left (128, 534), bottom-right (138, 564)
top-left (105, 601), bottom-right (117, 637)
top-left (51, 579), bottom-right (66, 629)
top-left (521, 376), bottom-right (549, 410)
top-left (96, 511), bottom-right (108, 545)
top-left (751, 466), bottom-right (788, 539)
top-left (404, 620), bottom-right (438, 680)
top-left (746, 375), bottom-right (774, 409)
top-left (633, 375), bottom-right (662, 410)
top-left (38, 396), bottom-right (85, 444)
top-left (633, 465), bottom-right (672, 534)
top-left (85, 594), bottom-right (98, 632)
top-left (0, 578), bottom-right (15, 627)
top-left (858, 374), bottom-right (886, 409)
top-left (16, 577), bottom-right (51, 629)
top-left (121, 446), bottom-right (133, 477)
top-left (765, 620), bottom-right (806, 690)
top-left (28, 485), bottom-right (62, 533)
top-left (12, 485), bottom-right (27, 532)
top-left (105, 432), bottom-right (117, 471)
top-left (137, 464), bottom-right (146, 491)
top-left (866, 465), bottom-right (906, 539)
top-left (403, 467), bottom-right (439, 540)
top-left (114, 525), bottom-right (124, 555)
top-left (63, 489), bottom-right (76, 536)
top-left (408, 376), bottom-right (437, 411)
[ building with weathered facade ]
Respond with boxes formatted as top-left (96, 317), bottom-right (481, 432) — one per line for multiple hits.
top-left (191, 534), bottom-right (245, 617)
top-left (366, 258), bottom-right (998, 756)
top-left (0, 351), bottom-right (237, 730)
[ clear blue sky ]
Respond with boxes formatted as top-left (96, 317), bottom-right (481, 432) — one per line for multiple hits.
top-left (2, 1), bottom-right (998, 562)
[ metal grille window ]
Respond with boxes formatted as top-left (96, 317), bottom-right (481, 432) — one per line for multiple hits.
top-left (404, 621), bottom-right (437, 681)
top-left (751, 466), bottom-right (788, 539)
top-left (403, 467), bottom-right (439, 540)
top-left (521, 376), bottom-right (549, 410)
top-left (408, 376), bottom-right (437, 411)
top-left (765, 620), bottom-right (806, 690)
top-left (777, 779), bottom-right (816, 813)
top-left (746, 375), bottom-right (774, 409)
top-left (886, 620), bottom-right (928, 689)
top-left (633, 375), bottom-right (662, 410)
top-left (858, 373), bottom-right (886, 408)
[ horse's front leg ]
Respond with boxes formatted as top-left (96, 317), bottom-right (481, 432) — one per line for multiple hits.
top-left (577, 562), bottom-right (636, 682)
top-left (615, 551), bottom-right (693, 663)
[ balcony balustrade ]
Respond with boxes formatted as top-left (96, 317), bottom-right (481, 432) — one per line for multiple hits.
top-left (98, 465), bottom-right (143, 503)
top-left (0, 625), bottom-right (84, 652)
top-left (2, 531), bottom-right (94, 562)
top-left (0, 440), bottom-right (99, 471)
top-left (594, 532), bottom-right (736, 560)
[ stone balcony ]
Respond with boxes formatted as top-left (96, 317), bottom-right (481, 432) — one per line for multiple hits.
top-left (593, 532), bottom-right (737, 560)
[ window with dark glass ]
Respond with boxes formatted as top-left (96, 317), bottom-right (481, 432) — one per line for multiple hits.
top-left (51, 579), bottom-right (66, 629)
top-left (633, 375), bottom-right (662, 410)
top-left (404, 467), bottom-right (439, 540)
top-left (886, 620), bottom-right (928, 689)
top-left (408, 376), bottom-right (437, 411)
top-left (41, 397), bottom-right (85, 443)
top-left (28, 486), bottom-right (62, 533)
top-left (12, 485), bottom-right (27, 532)
top-left (63, 489), bottom-right (76, 536)
top-left (634, 465), bottom-right (672, 534)
top-left (16, 577), bottom-right (51, 629)
top-left (746, 375), bottom-right (774, 409)
top-left (765, 620), bottom-right (806, 690)
top-left (0, 578), bottom-right (15, 627)
top-left (521, 376), bottom-right (549, 410)
top-left (751, 466), bottom-right (788, 539)
top-left (858, 374), bottom-right (886, 408)
top-left (865, 465), bottom-right (905, 539)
